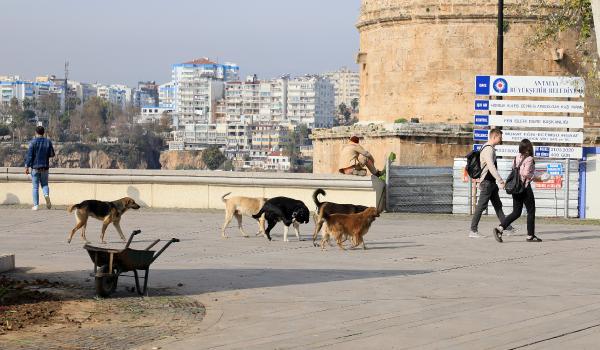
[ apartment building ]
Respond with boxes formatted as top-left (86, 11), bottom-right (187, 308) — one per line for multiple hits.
top-left (322, 67), bottom-right (360, 109)
top-left (287, 76), bottom-right (335, 128)
top-left (172, 58), bottom-right (238, 129)
top-left (158, 81), bottom-right (175, 108)
top-left (251, 123), bottom-right (289, 151)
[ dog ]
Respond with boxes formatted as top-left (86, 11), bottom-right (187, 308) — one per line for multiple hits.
top-left (311, 188), bottom-right (368, 247)
top-left (221, 192), bottom-right (267, 238)
top-left (67, 197), bottom-right (141, 244)
top-left (252, 196), bottom-right (310, 241)
top-left (320, 207), bottom-right (380, 251)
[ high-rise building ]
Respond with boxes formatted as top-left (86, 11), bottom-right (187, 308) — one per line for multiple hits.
top-left (224, 75), bottom-right (288, 124)
top-left (287, 76), bottom-right (335, 128)
top-left (322, 67), bottom-right (360, 110)
top-left (172, 58), bottom-right (239, 147)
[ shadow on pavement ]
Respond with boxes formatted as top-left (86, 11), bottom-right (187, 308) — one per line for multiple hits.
top-left (8, 267), bottom-right (431, 300)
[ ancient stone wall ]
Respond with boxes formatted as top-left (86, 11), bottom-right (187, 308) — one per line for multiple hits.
top-left (311, 124), bottom-right (472, 174)
top-left (356, 0), bottom-right (597, 125)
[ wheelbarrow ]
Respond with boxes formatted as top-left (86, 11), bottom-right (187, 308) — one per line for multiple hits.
top-left (83, 230), bottom-right (179, 297)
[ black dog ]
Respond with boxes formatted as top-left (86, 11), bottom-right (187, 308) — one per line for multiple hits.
top-left (312, 188), bottom-right (368, 246)
top-left (252, 197), bottom-right (310, 241)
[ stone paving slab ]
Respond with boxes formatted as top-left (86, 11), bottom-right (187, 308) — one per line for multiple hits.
top-left (1, 208), bottom-right (600, 349)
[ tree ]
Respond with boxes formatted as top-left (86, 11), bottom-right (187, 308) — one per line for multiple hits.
top-left (202, 146), bottom-right (227, 170)
top-left (38, 94), bottom-right (62, 138)
top-left (81, 97), bottom-right (110, 137)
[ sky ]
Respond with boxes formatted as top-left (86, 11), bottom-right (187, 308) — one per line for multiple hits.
top-left (0, 0), bottom-right (361, 86)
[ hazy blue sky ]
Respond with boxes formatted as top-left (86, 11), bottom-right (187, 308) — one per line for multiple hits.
top-left (0, 0), bottom-right (361, 86)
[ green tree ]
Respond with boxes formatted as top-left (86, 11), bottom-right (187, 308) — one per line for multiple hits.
top-left (202, 146), bottom-right (227, 170)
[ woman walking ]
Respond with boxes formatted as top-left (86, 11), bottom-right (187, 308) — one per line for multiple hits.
top-left (493, 139), bottom-right (548, 243)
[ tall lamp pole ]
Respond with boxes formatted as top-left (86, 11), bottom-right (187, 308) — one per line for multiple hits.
top-left (497, 0), bottom-right (504, 75)
top-left (497, 0), bottom-right (504, 122)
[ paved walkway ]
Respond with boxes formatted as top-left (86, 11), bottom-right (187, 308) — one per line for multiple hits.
top-left (1, 207), bottom-right (600, 349)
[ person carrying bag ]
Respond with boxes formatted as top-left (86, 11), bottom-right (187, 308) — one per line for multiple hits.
top-left (493, 139), bottom-right (550, 243)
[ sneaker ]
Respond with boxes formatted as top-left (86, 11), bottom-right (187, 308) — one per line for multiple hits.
top-left (469, 231), bottom-right (486, 238)
top-left (493, 227), bottom-right (503, 243)
top-left (352, 169), bottom-right (367, 176)
top-left (32, 205), bottom-right (39, 211)
top-left (44, 196), bottom-right (52, 210)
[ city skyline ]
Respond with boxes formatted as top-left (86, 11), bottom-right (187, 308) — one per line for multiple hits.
top-left (0, 0), bottom-right (360, 86)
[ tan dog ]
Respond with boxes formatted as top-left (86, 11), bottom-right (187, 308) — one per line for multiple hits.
top-left (320, 207), bottom-right (380, 250)
top-left (67, 197), bottom-right (141, 244)
top-left (221, 193), bottom-right (267, 238)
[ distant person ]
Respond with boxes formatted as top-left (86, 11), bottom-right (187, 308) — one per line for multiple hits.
top-left (470, 128), bottom-right (508, 238)
top-left (25, 126), bottom-right (55, 210)
top-left (338, 136), bottom-right (383, 177)
top-left (493, 139), bottom-right (548, 243)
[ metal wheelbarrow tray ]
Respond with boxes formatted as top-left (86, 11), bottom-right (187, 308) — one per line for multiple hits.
top-left (83, 230), bottom-right (179, 297)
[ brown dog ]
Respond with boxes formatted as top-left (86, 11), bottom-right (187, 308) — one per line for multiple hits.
top-left (221, 193), bottom-right (267, 238)
top-left (320, 207), bottom-right (380, 250)
top-left (67, 197), bottom-right (141, 244)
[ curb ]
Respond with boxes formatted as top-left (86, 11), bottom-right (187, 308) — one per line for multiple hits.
top-left (0, 254), bottom-right (15, 273)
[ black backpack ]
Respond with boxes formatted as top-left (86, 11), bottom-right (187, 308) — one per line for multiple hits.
top-left (505, 157), bottom-right (528, 195)
top-left (465, 145), bottom-right (491, 179)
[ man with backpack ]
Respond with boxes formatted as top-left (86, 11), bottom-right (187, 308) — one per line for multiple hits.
top-left (469, 128), bottom-right (507, 238)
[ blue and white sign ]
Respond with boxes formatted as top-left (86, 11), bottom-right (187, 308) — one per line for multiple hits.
top-left (473, 129), bottom-right (489, 141)
top-left (474, 115), bottom-right (584, 129)
top-left (473, 129), bottom-right (584, 144)
top-left (473, 144), bottom-right (582, 159)
top-left (475, 99), bottom-right (584, 114)
top-left (475, 75), bottom-right (585, 98)
top-left (546, 163), bottom-right (564, 176)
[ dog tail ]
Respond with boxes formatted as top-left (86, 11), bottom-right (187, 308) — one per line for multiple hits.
top-left (67, 204), bottom-right (79, 213)
top-left (221, 192), bottom-right (232, 203)
top-left (313, 188), bottom-right (326, 209)
top-left (252, 207), bottom-right (265, 220)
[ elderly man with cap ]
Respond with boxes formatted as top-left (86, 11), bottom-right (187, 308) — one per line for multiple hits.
top-left (338, 136), bottom-right (383, 177)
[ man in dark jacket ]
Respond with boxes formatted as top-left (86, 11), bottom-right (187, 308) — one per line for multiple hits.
top-left (25, 126), bottom-right (55, 210)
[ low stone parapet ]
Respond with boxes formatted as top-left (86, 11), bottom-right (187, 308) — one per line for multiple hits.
top-left (0, 168), bottom-right (384, 210)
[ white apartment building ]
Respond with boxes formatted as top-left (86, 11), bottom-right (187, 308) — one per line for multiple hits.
top-left (69, 81), bottom-right (98, 103)
top-left (95, 84), bottom-right (131, 109)
top-left (172, 58), bottom-right (238, 132)
top-left (287, 76), bottom-right (335, 128)
top-left (322, 67), bottom-right (360, 109)
top-left (0, 76), bottom-right (53, 105)
top-left (159, 81), bottom-right (175, 108)
top-left (264, 152), bottom-right (291, 172)
top-left (224, 75), bottom-right (288, 124)
top-left (137, 106), bottom-right (174, 124)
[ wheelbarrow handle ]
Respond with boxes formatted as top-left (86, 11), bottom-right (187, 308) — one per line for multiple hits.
top-left (150, 238), bottom-right (180, 264)
top-left (125, 229), bottom-right (143, 249)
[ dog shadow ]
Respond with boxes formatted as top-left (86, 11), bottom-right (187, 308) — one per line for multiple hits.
top-left (2, 193), bottom-right (20, 205)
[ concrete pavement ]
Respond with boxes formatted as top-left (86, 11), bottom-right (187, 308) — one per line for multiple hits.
top-left (1, 207), bottom-right (600, 349)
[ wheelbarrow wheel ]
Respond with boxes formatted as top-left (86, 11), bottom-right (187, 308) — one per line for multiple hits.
top-left (95, 264), bottom-right (119, 297)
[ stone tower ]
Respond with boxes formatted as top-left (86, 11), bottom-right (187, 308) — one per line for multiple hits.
top-left (356, 0), bottom-right (581, 124)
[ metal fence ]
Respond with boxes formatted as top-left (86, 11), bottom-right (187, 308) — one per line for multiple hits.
top-left (452, 158), bottom-right (579, 218)
top-left (386, 165), bottom-right (454, 213)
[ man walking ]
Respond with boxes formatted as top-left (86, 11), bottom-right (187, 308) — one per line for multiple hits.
top-left (25, 126), bottom-right (55, 210)
top-left (470, 128), bottom-right (506, 238)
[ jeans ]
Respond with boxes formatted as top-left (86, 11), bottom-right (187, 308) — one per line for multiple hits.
top-left (32, 169), bottom-right (49, 206)
top-left (470, 179), bottom-right (506, 232)
top-left (501, 185), bottom-right (536, 236)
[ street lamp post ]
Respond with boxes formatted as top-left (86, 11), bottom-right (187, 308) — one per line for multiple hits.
top-left (497, 0), bottom-right (504, 75)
